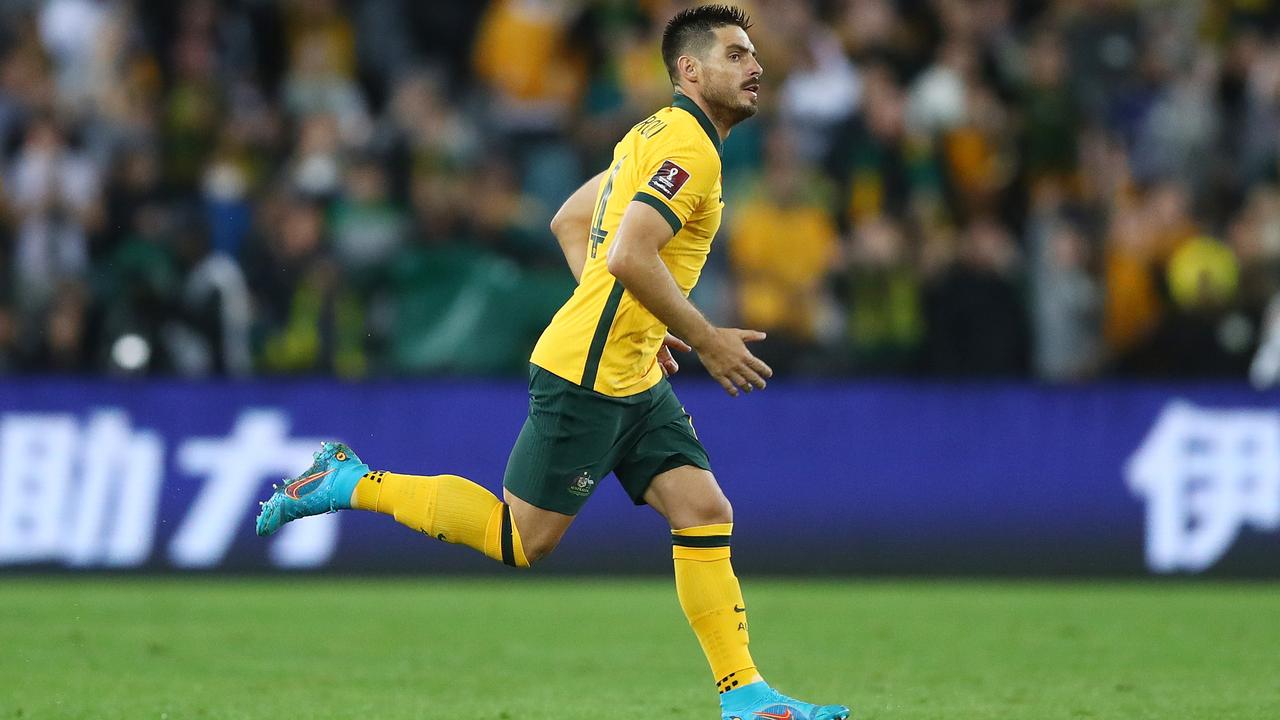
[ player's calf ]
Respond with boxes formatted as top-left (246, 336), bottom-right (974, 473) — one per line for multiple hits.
top-left (351, 469), bottom-right (532, 567)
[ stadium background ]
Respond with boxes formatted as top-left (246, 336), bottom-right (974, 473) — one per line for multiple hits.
top-left (1, 2), bottom-right (1279, 718)
top-left (6, 0), bottom-right (1280, 382)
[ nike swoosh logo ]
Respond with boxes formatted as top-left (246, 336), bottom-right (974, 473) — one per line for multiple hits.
top-left (754, 711), bottom-right (793, 720)
top-left (284, 468), bottom-right (334, 499)
top-left (733, 605), bottom-right (746, 613)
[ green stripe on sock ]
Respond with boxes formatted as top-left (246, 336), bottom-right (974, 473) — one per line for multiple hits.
top-left (671, 534), bottom-right (732, 548)
top-left (500, 504), bottom-right (516, 567)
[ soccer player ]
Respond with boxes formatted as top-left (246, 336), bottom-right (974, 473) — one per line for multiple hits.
top-left (256, 5), bottom-right (850, 719)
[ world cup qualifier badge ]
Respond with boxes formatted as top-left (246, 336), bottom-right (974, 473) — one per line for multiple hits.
top-left (567, 470), bottom-right (595, 497)
top-left (648, 160), bottom-right (690, 199)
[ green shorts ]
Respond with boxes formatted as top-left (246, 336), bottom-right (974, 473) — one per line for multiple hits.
top-left (502, 364), bottom-right (711, 515)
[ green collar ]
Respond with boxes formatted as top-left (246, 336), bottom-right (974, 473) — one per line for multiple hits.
top-left (672, 93), bottom-right (722, 156)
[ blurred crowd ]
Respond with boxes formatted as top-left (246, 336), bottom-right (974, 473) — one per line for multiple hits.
top-left (2, 0), bottom-right (1279, 382)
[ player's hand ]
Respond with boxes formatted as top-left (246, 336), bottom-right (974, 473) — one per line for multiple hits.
top-left (658, 333), bottom-right (691, 376)
top-left (693, 327), bottom-right (772, 397)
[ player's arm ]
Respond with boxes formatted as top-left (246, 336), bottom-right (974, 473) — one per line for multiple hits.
top-left (549, 171), bottom-right (605, 283)
top-left (606, 201), bottom-right (771, 396)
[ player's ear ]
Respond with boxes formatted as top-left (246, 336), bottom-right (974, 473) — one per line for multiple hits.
top-left (677, 54), bottom-right (699, 84)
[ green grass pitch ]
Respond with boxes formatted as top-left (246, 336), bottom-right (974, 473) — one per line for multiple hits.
top-left (1, 578), bottom-right (1277, 719)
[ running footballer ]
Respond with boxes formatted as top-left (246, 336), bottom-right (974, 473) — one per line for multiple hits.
top-left (257, 6), bottom-right (850, 719)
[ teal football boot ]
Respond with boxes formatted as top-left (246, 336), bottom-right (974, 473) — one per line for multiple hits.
top-left (256, 442), bottom-right (369, 537)
top-left (720, 681), bottom-right (850, 720)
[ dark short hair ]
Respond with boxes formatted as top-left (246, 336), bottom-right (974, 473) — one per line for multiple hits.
top-left (661, 4), bottom-right (752, 82)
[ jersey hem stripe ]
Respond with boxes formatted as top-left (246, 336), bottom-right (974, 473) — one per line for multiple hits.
top-left (633, 192), bottom-right (683, 234)
top-left (580, 280), bottom-right (627, 389)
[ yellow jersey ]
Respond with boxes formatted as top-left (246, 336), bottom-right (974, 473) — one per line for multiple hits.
top-left (531, 94), bottom-right (725, 397)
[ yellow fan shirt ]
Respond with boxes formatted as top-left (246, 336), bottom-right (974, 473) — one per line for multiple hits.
top-left (531, 94), bottom-right (724, 397)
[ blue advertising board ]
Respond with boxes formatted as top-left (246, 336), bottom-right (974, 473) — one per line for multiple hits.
top-left (0, 378), bottom-right (1277, 576)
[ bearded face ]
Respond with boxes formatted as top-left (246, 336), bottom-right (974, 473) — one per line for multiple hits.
top-left (695, 26), bottom-right (762, 127)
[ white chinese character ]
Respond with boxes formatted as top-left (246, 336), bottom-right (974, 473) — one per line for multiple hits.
top-left (0, 414), bottom-right (78, 563)
top-left (169, 409), bottom-right (336, 569)
top-left (0, 410), bottom-right (166, 567)
top-left (65, 410), bottom-right (164, 567)
top-left (1127, 401), bottom-right (1280, 572)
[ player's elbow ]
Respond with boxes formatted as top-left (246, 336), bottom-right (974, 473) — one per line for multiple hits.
top-left (549, 208), bottom-right (571, 240)
top-left (605, 243), bottom-right (634, 280)
top-left (549, 202), bottom-right (588, 243)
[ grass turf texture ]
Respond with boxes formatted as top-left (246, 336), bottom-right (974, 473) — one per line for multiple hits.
top-left (0, 579), bottom-right (1276, 720)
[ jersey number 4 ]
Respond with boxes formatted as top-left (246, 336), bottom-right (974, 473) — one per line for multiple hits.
top-left (590, 156), bottom-right (627, 259)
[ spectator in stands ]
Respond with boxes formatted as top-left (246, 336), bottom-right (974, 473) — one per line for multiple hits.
top-left (468, 154), bottom-right (555, 267)
top-left (942, 79), bottom-right (1014, 216)
top-left (832, 62), bottom-right (944, 228)
top-left (0, 19), bottom-right (55, 152)
top-left (1229, 187), bottom-right (1280, 320)
top-left (1234, 32), bottom-right (1280, 192)
top-left (1019, 27), bottom-right (1080, 196)
top-left (572, 7), bottom-right (669, 168)
top-left (329, 154), bottom-right (407, 286)
top-left (282, 25), bottom-right (370, 147)
top-left (834, 0), bottom-right (900, 61)
top-left (1028, 206), bottom-right (1103, 382)
top-left (200, 135), bottom-right (255, 260)
top-left (0, 303), bottom-right (25, 373)
top-left (163, 31), bottom-right (222, 193)
top-left (471, 0), bottom-right (585, 211)
top-left (374, 68), bottom-right (479, 189)
top-left (252, 195), bottom-right (365, 377)
top-left (907, 36), bottom-right (977, 136)
top-left (36, 0), bottom-right (109, 115)
top-left (101, 146), bottom-right (161, 262)
top-left (1062, 0), bottom-right (1142, 125)
top-left (1130, 47), bottom-right (1220, 198)
top-left (288, 113), bottom-right (344, 199)
top-left (171, 215), bottom-right (253, 377)
top-left (30, 279), bottom-right (92, 373)
top-left (471, 0), bottom-right (584, 135)
top-left (6, 114), bottom-right (102, 318)
top-left (1137, 232), bottom-right (1249, 377)
top-left (1103, 200), bottom-right (1164, 368)
top-left (386, 167), bottom-right (571, 376)
top-left (96, 199), bottom-right (180, 375)
top-left (844, 215), bottom-right (924, 373)
top-left (729, 128), bottom-right (840, 372)
top-left (924, 216), bottom-right (1030, 376)
top-left (768, 0), bottom-right (862, 162)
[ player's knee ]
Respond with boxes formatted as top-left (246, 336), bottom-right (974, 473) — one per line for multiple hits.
top-left (704, 495), bottom-right (733, 525)
top-left (514, 520), bottom-right (565, 566)
top-left (674, 494), bottom-right (733, 528)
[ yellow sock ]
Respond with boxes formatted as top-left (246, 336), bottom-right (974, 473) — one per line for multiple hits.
top-left (672, 523), bottom-right (761, 694)
top-left (352, 471), bottom-right (528, 567)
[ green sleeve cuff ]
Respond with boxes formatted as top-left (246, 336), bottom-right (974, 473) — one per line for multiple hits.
top-left (632, 192), bottom-right (683, 235)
